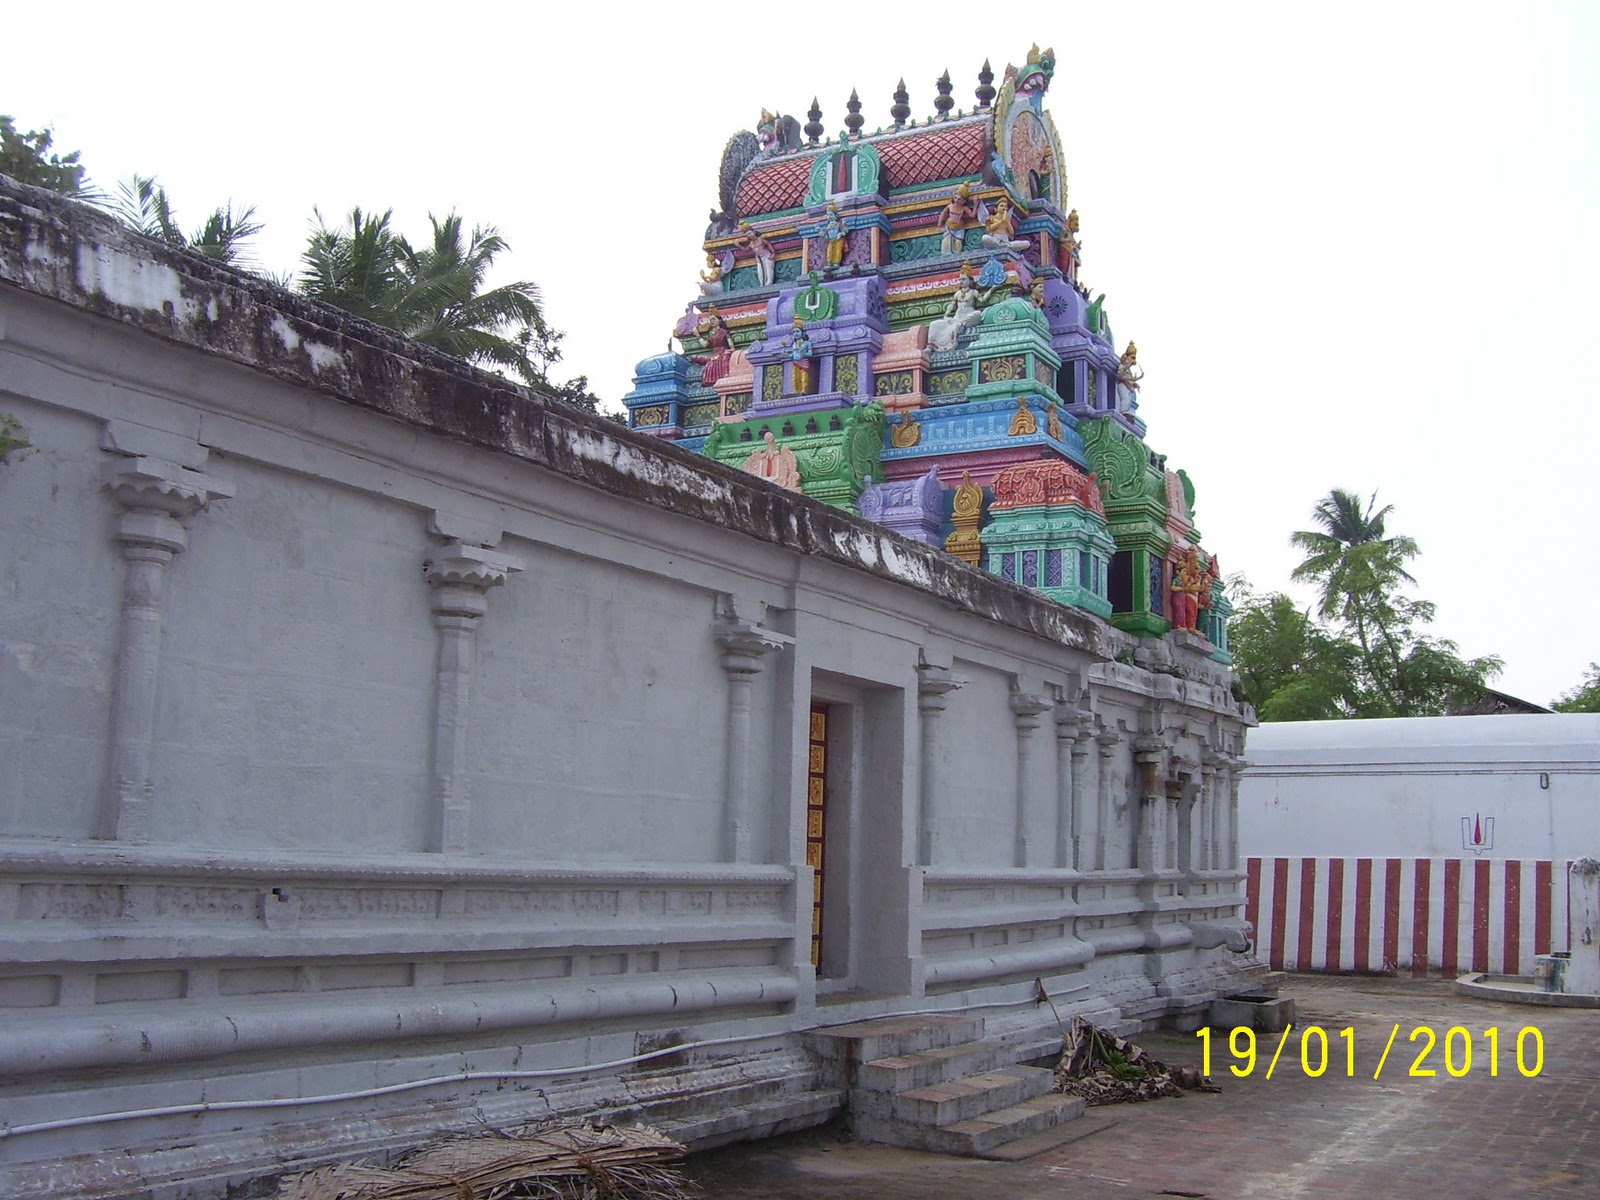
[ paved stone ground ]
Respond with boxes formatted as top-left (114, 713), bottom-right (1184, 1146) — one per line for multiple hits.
top-left (688, 975), bottom-right (1599, 1199)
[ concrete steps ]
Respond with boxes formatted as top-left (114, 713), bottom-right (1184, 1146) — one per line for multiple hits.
top-left (810, 1014), bottom-right (1083, 1158)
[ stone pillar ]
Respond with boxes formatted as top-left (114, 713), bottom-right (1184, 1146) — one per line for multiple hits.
top-left (1010, 691), bottom-right (1052, 867)
top-left (716, 619), bottom-right (790, 862)
top-left (1567, 858), bottom-right (1600, 995)
top-left (1131, 737), bottom-right (1168, 873)
top-left (1167, 779), bottom-right (1185, 872)
top-left (1094, 729), bottom-right (1120, 870)
top-left (916, 662), bottom-right (963, 865)
top-left (423, 543), bottom-right (523, 853)
top-left (1204, 753), bottom-right (1226, 870)
top-left (1225, 754), bottom-right (1243, 871)
top-left (1071, 729), bottom-right (1093, 870)
top-left (102, 457), bottom-right (234, 843)
top-left (1053, 705), bottom-right (1092, 869)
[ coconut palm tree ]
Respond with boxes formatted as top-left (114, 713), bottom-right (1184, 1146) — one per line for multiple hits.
top-left (113, 174), bottom-right (263, 267)
top-left (114, 173), bottom-right (262, 267)
top-left (1290, 489), bottom-right (1423, 712)
top-left (299, 208), bottom-right (555, 387)
top-left (298, 206), bottom-right (405, 327)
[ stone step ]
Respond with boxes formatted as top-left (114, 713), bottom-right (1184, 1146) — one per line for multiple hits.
top-left (1256, 970), bottom-right (1290, 995)
top-left (862, 1066), bottom-right (1053, 1126)
top-left (663, 1087), bottom-right (846, 1152)
top-left (976, 1109), bottom-right (1123, 1161)
top-left (854, 1092), bottom-right (1085, 1156)
top-left (856, 1037), bottom-right (1015, 1093)
top-left (809, 1014), bottom-right (985, 1065)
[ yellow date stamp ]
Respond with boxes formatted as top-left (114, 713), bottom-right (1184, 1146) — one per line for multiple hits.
top-left (1196, 1024), bottom-right (1546, 1080)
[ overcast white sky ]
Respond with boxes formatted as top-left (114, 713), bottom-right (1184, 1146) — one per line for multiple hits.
top-left (11, 1), bottom-right (1597, 707)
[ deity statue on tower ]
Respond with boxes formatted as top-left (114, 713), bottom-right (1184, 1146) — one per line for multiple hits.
top-left (743, 430), bottom-right (802, 490)
top-left (1171, 546), bottom-right (1211, 633)
top-left (822, 202), bottom-right (848, 270)
top-left (738, 221), bottom-right (777, 287)
top-left (937, 183), bottom-right (977, 255)
top-left (783, 317), bottom-right (817, 395)
top-left (698, 252), bottom-right (726, 295)
top-left (928, 261), bottom-right (983, 351)
top-left (1115, 341), bottom-right (1144, 412)
top-left (980, 197), bottom-right (1031, 252)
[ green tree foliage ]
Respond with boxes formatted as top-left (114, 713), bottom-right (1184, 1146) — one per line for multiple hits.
top-left (1226, 579), bottom-right (1360, 720)
top-left (299, 208), bottom-right (595, 407)
top-left (113, 175), bottom-right (262, 266)
top-left (1229, 490), bottom-right (1503, 720)
top-left (1553, 664), bottom-right (1600, 713)
top-left (0, 115), bottom-right (90, 196)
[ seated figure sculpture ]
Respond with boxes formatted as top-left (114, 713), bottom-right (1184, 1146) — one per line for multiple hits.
top-left (927, 263), bottom-right (983, 351)
top-left (980, 198), bottom-right (1031, 252)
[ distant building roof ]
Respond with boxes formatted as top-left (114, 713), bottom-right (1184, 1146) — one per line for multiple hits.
top-left (1244, 714), bottom-right (1600, 772)
top-left (1447, 687), bottom-right (1555, 716)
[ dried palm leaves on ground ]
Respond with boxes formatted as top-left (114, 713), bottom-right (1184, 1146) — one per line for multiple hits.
top-left (1053, 1016), bottom-right (1219, 1106)
top-left (278, 1122), bottom-right (698, 1200)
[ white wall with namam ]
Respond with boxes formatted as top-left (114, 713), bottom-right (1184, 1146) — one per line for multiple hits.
top-left (1238, 715), bottom-right (1600, 977)
top-left (0, 180), bottom-right (1258, 1199)
top-left (1241, 716), bottom-right (1600, 861)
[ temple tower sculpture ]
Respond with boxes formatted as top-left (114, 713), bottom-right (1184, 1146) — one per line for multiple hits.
top-left (626, 46), bottom-right (1229, 660)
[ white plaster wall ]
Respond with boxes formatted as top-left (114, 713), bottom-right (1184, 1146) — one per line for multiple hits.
top-left (467, 547), bottom-right (736, 862)
top-left (937, 660), bottom-right (1023, 867)
top-left (0, 396), bottom-right (123, 840)
top-left (150, 454), bottom-right (438, 851)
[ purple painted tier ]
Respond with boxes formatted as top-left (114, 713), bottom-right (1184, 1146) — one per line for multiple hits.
top-left (742, 276), bottom-right (888, 415)
top-left (858, 467), bottom-right (943, 545)
top-left (745, 390), bottom-right (866, 417)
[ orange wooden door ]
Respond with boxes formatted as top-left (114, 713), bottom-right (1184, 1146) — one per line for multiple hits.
top-left (806, 703), bottom-right (828, 968)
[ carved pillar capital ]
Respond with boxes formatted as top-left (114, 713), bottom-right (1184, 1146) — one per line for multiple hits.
top-left (425, 542), bottom-right (524, 620)
top-left (105, 456), bottom-right (234, 557)
top-left (1053, 703), bottom-right (1092, 741)
top-left (105, 456), bottom-right (234, 519)
top-left (916, 663), bottom-right (964, 712)
top-left (715, 621), bottom-right (792, 675)
top-left (1132, 735), bottom-right (1169, 768)
top-left (1009, 691), bottom-right (1052, 730)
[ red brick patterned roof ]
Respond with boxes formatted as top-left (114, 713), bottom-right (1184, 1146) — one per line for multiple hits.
top-left (733, 119), bottom-right (990, 217)
top-left (878, 122), bottom-right (989, 190)
top-left (735, 157), bottom-right (813, 217)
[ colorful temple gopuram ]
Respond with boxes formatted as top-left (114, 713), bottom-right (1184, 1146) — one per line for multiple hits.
top-left (626, 48), bottom-right (1231, 656)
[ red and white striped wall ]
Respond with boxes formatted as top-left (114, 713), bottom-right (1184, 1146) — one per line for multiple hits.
top-left (1245, 857), bottom-right (1572, 977)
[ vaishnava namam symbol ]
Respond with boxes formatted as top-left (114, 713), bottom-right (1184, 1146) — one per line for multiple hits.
top-left (1462, 813), bottom-right (1495, 855)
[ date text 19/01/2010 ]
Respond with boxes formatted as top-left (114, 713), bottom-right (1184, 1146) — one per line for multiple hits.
top-left (1195, 1025), bottom-right (1545, 1080)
